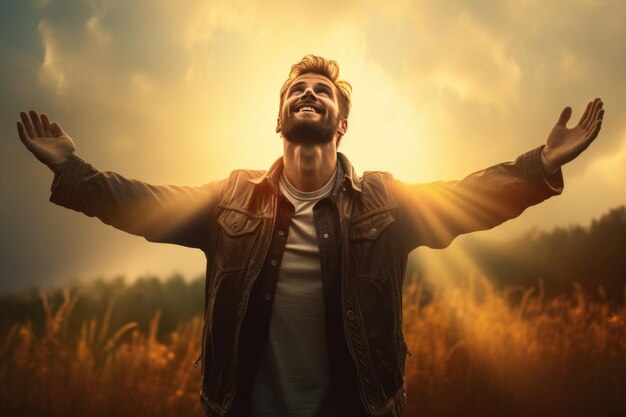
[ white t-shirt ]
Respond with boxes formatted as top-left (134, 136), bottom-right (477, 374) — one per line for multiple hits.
top-left (251, 168), bottom-right (341, 417)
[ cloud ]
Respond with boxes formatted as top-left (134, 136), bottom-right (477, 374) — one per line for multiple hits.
top-left (38, 19), bottom-right (66, 93)
top-left (86, 16), bottom-right (112, 44)
top-left (401, 0), bottom-right (624, 175)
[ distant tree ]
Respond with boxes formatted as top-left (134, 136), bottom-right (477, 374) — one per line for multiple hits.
top-left (465, 206), bottom-right (626, 302)
top-left (0, 274), bottom-right (204, 340)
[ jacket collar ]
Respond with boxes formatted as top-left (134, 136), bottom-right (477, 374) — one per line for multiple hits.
top-left (337, 152), bottom-right (363, 193)
top-left (247, 151), bottom-right (363, 194)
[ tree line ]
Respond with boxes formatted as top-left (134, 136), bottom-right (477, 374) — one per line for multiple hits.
top-left (463, 205), bottom-right (626, 302)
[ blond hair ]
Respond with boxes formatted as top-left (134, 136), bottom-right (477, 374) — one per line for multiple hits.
top-left (279, 55), bottom-right (352, 120)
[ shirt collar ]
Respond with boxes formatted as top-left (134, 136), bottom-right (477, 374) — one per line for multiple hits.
top-left (246, 151), bottom-right (363, 195)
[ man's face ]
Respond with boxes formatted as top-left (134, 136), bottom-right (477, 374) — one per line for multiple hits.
top-left (278, 73), bottom-right (346, 146)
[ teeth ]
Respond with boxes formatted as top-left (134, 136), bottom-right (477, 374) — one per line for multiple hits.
top-left (299, 106), bottom-right (316, 113)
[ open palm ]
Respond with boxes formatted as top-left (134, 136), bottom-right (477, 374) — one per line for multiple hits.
top-left (543, 98), bottom-right (604, 173)
top-left (17, 110), bottom-right (76, 173)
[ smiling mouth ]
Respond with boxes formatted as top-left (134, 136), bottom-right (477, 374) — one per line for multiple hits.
top-left (293, 105), bottom-right (321, 114)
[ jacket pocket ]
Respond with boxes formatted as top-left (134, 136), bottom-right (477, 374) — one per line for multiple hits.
top-left (215, 208), bottom-right (262, 270)
top-left (217, 208), bottom-right (262, 237)
top-left (349, 210), bottom-right (397, 277)
top-left (349, 210), bottom-right (395, 240)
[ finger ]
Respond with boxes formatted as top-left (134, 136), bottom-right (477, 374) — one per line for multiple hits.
top-left (583, 100), bottom-right (602, 130)
top-left (577, 100), bottom-right (592, 127)
top-left (593, 100), bottom-right (604, 123)
top-left (41, 113), bottom-right (53, 137)
top-left (50, 121), bottom-right (66, 137)
top-left (17, 122), bottom-right (32, 147)
top-left (582, 98), bottom-right (601, 129)
top-left (587, 110), bottom-right (604, 141)
top-left (29, 110), bottom-right (45, 137)
top-left (20, 111), bottom-right (35, 138)
top-left (557, 106), bottom-right (572, 127)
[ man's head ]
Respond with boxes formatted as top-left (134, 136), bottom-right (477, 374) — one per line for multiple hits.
top-left (277, 55), bottom-right (352, 146)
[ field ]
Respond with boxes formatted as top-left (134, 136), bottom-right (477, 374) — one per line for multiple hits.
top-left (1, 276), bottom-right (624, 417)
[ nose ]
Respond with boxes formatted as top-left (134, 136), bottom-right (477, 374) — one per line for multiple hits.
top-left (301, 87), bottom-right (317, 100)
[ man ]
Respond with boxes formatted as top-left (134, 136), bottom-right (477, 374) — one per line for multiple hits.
top-left (17, 55), bottom-right (604, 417)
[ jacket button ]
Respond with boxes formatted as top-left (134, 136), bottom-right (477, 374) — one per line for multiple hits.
top-left (323, 233), bottom-right (329, 239)
top-left (264, 292), bottom-right (272, 301)
top-left (278, 230), bottom-right (285, 237)
top-left (270, 259), bottom-right (278, 267)
top-left (231, 223), bottom-right (240, 232)
top-left (346, 309), bottom-right (357, 321)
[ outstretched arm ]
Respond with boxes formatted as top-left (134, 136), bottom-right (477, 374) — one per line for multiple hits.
top-left (16, 110), bottom-right (225, 250)
top-left (393, 98), bottom-right (605, 252)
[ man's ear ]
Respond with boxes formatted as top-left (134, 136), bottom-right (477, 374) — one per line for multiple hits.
top-left (275, 118), bottom-right (282, 133)
top-left (336, 119), bottom-right (348, 148)
top-left (338, 118), bottom-right (348, 136)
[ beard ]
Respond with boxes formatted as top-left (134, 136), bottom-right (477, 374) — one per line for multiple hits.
top-left (281, 110), bottom-right (340, 146)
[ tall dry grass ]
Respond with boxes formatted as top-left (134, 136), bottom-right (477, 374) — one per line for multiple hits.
top-left (402, 277), bottom-right (626, 416)
top-left (1, 278), bottom-right (625, 417)
top-left (0, 290), bottom-right (203, 417)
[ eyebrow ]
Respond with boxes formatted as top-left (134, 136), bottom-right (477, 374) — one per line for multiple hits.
top-left (289, 80), bottom-right (334, 94)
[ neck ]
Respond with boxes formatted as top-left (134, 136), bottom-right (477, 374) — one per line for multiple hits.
top-left (282, 140), bottom-right (338, 192)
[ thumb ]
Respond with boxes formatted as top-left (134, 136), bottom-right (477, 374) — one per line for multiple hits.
top-left (557, 106), bottom-right (572, 127)
top-left (50, 121), bottom-right (66, 137)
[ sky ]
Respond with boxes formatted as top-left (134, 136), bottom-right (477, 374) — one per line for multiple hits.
top-left (0, 0), bottom-right (624, 292)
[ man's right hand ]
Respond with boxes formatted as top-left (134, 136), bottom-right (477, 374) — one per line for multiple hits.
top-left (17, 110), bottom-right (76, 173)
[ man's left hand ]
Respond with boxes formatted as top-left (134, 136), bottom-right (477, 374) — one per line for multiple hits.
top-left (541, 97), bottom-right (604, 175)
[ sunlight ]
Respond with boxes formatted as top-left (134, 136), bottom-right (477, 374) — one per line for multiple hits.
top-left (345, 61), bottom-right (435, 180)
top-left (411, 237), bottom-right (541, 407)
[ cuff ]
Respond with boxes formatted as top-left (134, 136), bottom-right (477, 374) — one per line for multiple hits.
top-left (519, 145), bottom-right (564, 196)
top-left (49, 154), bottom-right (92, 206)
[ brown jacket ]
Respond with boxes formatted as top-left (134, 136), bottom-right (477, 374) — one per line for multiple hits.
top-left (50, 147), bottom-right (563, 417)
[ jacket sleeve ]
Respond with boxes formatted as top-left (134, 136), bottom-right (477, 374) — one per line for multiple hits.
top-left (391, 146), bottom-right (564, 252)
top-left (49, 153), bottom-right (226, 250)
